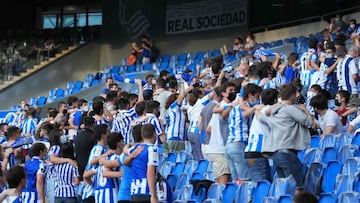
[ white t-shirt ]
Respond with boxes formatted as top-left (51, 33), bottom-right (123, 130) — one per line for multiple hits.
top-left (205, 113), bottom-right (225, 154)
top-left (318, 109), bottom-right (343, 135)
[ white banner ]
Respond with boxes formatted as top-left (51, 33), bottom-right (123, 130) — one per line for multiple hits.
top-left (165, 0), bottom-right (247, 35)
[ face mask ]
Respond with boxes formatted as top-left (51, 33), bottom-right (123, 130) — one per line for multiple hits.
top-left (350, 24), bottom-right (355, 29)
top-left (335, 100), bottom-right (341, 106)
top-left (227, 92), bottom-right (236, 102)
top-left (307, 91), bottom-right (316, 98)
top-left (326, 54), bottom-right (334, 58)
top-left (249, 99), bottom-right (260, 107)
top-left (60, 135), bottom-right (68, 144)
top-left (83, 106), bottom-right (89, 112)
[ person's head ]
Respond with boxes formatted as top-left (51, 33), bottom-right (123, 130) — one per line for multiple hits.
top-left (260, 88), bottom-right (278, 105)
top-left (135, 101), bottom-right (146, 116)
top-left (213, 86), bottom-right (222, 102)
top-left (211, 61), bottom-right (222, 76)
top-left (20, 100), bottom-right (26, 108)
top-left (248, 64), bottom-right (260, 78)
top-left (118, 98), bottom-right (130, 110)
top-left (221, 82), bottom-right (236, 102)
top-left (6, 165), bottom-right (26, 189)
top-left (61, 142), bottom-right (75, 159)
top-left (168, 80), bottom-right (178, 93)
top-left (292, 192), bottom-right (318, 203)
top-left (165, 93), bottom-right (179, 109)
top-left (310, 95), bottom-right (328, 114)
top-left (349, 19), bottom-right (357, 30)
top-left (309, 84), bottom-right (322, 96)
top-left (49, 128), bottom-right (61, 146)
top-left (335, 14), bottom-right (342, 21)
top-left (58, 101), bottom-right (67, 113)
top-left (334, 34), bottom-right (346, 48)
top-left (107, 132), bottom-right (124, 153)
top-left (348, 45), bottom-right (359, 58)
top-left (30, 142), bottom-right (47, 158)
top-left (160, 70), bottom-right (170, 80)
top-left (109, 83), bottom-right (119, 92)
top-left (83, 116), bottom-right (95, 128)
top-left (321, 29), bottom-right (330, 41)
top-left (238, 57), bottom-right (250, 76)
top-left (145, 100), bottom-right (160, 117)
top-left (7, 126), bottom-right (20, 140)
top-left (0, 123), bottom-right (8, 136)
top-left (67, 96), bottom-right (78, 108)
top-left (25, 108), bottom-right (36, 118)
top-left (106, 91), bottom-right (118, 104)
top-left (93, 96), bottom-right (105, 104)
top-left (141, 124), bottom-right (156, 143)
top-left (287, 52), bottom-right (299, 66)
top-left (92, 101), bottom-right (104, 115)
top-left (308, 38), bottom-right (318, 50)
top-left (187, 88), bottom-right (205, 106)
top-left (40, 122), bottom-right (54, 139)
top-left (146, 74), bottom-right (156, 85)
top-left (235, 37), bottom-right (242, 45)
top-left (243, 84), bottom-right (262, 104)
top-left (105, 77), bottom-right (114, 87)
top-left (78, 99), bottom-right (88, 111)
top-left (119, 91), bottom-right (129, 99)
top-left (246, 33), bottom-right (255, 42)
top-left (336, 45), bottom-right (346, 58)
top-left (325, 44), bottom-right (336, 58)
top-left (127, 94), bottom-right (138, 108)
top-left (94, 124), bottom-right (108, 142)
top-left (279, 84), bottom-right (297, 103)
top-left (132, 124), bottom-right (143, 143)
top-left (335, 90), bottom-right (350, 106)
top-left (48, 110), bottom-right (58, 120)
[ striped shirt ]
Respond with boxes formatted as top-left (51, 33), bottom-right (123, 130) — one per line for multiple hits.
top-left (22, 157), bottom-right (47, 203)
top-left (300, 50), bottom-right (318, 86)
top-left (82, 144), bottom-right (107, 200)
top-left (263, 78), bottom-right (278, 90)
top-left (146, 113), bottom-right (164, 137)
top-left (71, 109), bottom-right (84, 127)
top-left (94, 116), bottom-right (110, 126)
top-left (21, 118), bottom-right (37, 137)
top-left (187, 95), bottom-right (210, 134)
top-left (46, 145), bottom-right (61, 180)
top-left (227, 103), bottom-right (251, 143)
top-left (165, 101), bottom-right (187, 141)
top-left (55, 162), bottom-right (80, 197)
top-left (2, 196), bottom-right (21, 203)
top-left (337, 55), bottom-right (358, 94)
top-left (94, 153), bottom-right (121, 203)
top-left (111, 108), bottom-right (137, 144)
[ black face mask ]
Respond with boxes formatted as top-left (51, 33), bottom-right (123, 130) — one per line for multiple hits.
top-left (155, 111), bottom-right (160, 118)
top-left (228, 92), bottom-right (236, 102)
top-left (335, 100), bottom-right (341, 106)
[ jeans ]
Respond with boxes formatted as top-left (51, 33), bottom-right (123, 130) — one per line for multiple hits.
top-left (271, 151), bottom-right (305, 187)
top-left (46, 176), bottom-right (56, 203)
top-left (55, 197), bottom-right (77, 203)
top-left (225, 142), bottom-right (250, 180)
top-left (248, 158), bottom-right (271, 182)
top-left (187, 132), bottom-right (204, 161)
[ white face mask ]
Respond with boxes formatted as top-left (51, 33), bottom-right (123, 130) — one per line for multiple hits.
top-left (83, 106), bottom-right (89, 112)
top-left (307, 91), bottom-right (316, 98)
top-left (350, 24), bottom-right (355, 29)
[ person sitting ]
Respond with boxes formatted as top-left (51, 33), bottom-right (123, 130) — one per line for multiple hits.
top-left (244, 33), bottom-right (257, 51)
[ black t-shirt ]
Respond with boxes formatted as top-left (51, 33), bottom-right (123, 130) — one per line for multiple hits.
top-left (75, 128), bottom-right (95, 180)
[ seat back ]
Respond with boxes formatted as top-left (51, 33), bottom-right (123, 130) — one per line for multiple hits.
top-left (304, 162), bottom-right (324, 195)
top-left (337, 145), bottom-right (359, 164)
top-left (322, 160), bottom-right (342, 193)
top-left (222, 183), bottom-right (238, 203)
top-left (334, 174), bottom-right (356, 197)
top-left (269, 176), bottom-right (297, 197)
top-left (252, 180), bottom-right (271, 203)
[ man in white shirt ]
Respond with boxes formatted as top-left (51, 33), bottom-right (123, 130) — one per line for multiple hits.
top-left (154, 78), bottom-right (172, 125)
top-left (310, 94), bottom-right (343, 137)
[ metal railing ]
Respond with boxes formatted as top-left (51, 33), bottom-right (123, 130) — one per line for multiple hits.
top-left (249, 5), bottom-right (360, 33)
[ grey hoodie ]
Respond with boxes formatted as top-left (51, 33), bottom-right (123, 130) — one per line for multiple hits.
top-left (258, 104), bottom-right (312, 153)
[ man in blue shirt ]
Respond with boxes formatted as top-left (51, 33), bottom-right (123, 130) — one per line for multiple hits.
top-left (0, 165), bottom-right (26, 203)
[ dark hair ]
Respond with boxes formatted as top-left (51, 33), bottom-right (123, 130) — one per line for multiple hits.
top-left (25, 108), bottom-right (36, 118)
top-left (261, 88), bottom-right (278, 105)
top-left (220, 82), bottom-right (236, 93)
top-left (287, 52), bottom-right (299, 66)
top-left (141, 124), bottom-right (155, 139)
top-left (30, 142), bottom-right (47, 157)
top-left (132, 125), bottom-right (143, 143)
top-left (94, 124), bottom-right (108, 141)
top-left (61, 142), bottom-right (75, 160)
top-left (337, 90), bottom-right (350, 104)
top-left (106, 91), bottom-right (118, 102)
top-left (119, 91), bottom-right (129, 99)
top-left (49, 110), bottom-right (58, 119)
top-left (58, 101), bottom-right (66, 109)
top-left (146, 74), bottom-right (155, 82)
top-left (92, 96), bottom-right (105, 104)
top-left (109, 83), bottom-right (118, 89)
top-left (165, 93), bottom-right (179, 109)
top-left (145, 100), bottom-right (160, 113)
top-left (310, 84), bottom-right (322, 93)
top-left (349, 19), bottom-right (356, 24)
top-left (334, 34), bottom-right (346, 46)
top-left (247, 33), bottom-right (255, 40)
top-left (160, 70), bottom-right (169, 78)
top-left (107, 132), bottom-right (123, 150)
top-left (77, 99), bottom-right (88, 108)
top-left (308, 38), bottom-right (318, 49)
top-left (40, 122), bottom-right (54, 136)
top-left (292, 192), bottom-right (318, 203)
top-left (106, 77), bottom-right (113, 83)
top-left (310, 95), bottom-right (328, 110)
top-left (92, 101), bottom-right (104, 115)
top-left (6, 165), bottom-right (25, 188)
top-left (127, 94), bottom-right (138, 102)
top-left (248, 64), bottom-right (259, 77)
top-left (135, 101), bottom-right (146, 115)
top-left (67, 96), bottom-right (79, 106)
top-left (320, 29), bottom-right (330, 38)
top-left (168, 79), bottom-right (178, 89)
top-left (290, 79), bottom-right (302, 92)
top-left (324, 41), bottom-right (336, 51)
top-left (211, 60), bottom-right (222, 75)
top-left (83, 116), bottom-right (95, 127)
top-left (156, 78), bottom-right (167, 88)
top-left (7, 126), bottom-right (19, 138)
top-left (49, 128), bottom-right (61, 147)
top-left (0, 123), bottom-right (7, 132)
top-left (143, 90), bottom-right (153, 101)
top-left (214, 86), bottom-right (222, 98)
top-left (279, 84), bottom-right (297, 100)
top-left (243, 84), bottom-right (262, 100)
top-left (118, 98), bottom-right (130, 110)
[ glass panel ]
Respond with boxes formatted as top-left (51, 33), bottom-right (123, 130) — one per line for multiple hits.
top-left (88, 13), bottom-right (102, 26)
top-left (42, 15), bottom-right (57, 29)
top-left (63, 15), bottom-right (74, 27)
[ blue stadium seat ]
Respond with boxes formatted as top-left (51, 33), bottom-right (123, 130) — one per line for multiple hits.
top-left (355, 176), bottom-right (360, 192)
top-left (278, 195), bottom-right (292, 203)
top-left (322, 160), bottom-right (342, 193)
top-left (235, 181), bottom-right (256, 203)
top-left (166, 174), bottom-right (177, 191)
top-left (143, 63), bottom-right (152, 71)
top-left (90, 80), bottom-right (100, 87)
top-left (253, 180), bottom-right (271, 203)
top-left (297, 150), bottom-right (305, 163)
top-left (71, 88), bottom-right (81, 94)
top-left (75, 81), bottom-right (83, 89)
top-left (222, 183), bottom-right (238, 203)
top-left (36, 96), bottom-right (47, 107)
top-left (29, 97), bottom-right (37, 107)
top-left (352, 132), bottom-right (360, 146)
top-left (179, 53), bottom-right (187, 61)
top-left (159, 161), bottom-right (175, 178)
top-left (204, 171), bottom-right (215, 182)
top-left (85, 74), bottom-right (94, 82)
top-left (177, 151), bottom-right (193, 163)
top-left (173, 184), bottom-right (194, 202)
top-left (165, 152), bottom-right (177, 163)
top-left (127, 64), bottom-right (136, 73)
top-left (303, 148), bottom-right (323, 166)
top-left (269, 176), bottom-right (297, 197)
top-left (334, 174), bottom-right (356, 197)
top-left (195, 159), bottom-right (209, 177)
top-left (172, 162), bottom-right (186, 178)
top-left (104, 66), bottom-right (111, 73)
top-left (64, 89), bottom-right (71, 96)
top-left (304, 162), bottom-right (324, 194)
top-left (338, 133), bottom-right (355, 149)
top-left (55, 89), bottom-right (64, 99)
top-left (184, 160), bottom-right (199, 176)
top-left (318, 193), bottom-right (336, 203)
top-left (66, 81), bottom-right (75, 89)
top-left (111, 65), bottom-right (120, 73)
top-left (161, 55), bottom-right (171, 62)
top-left (290, 37), bottom-right (297, 44)
top-left (173, 173), bottom-right (190, 199)
top-left (311, 136), bottom-right (321, 148)
top-left (263, 42), bottom-right (270, 49)
top-left (276, 40), bottom-right (283, 46)
top-left (191, 172), bottom-right (203, 181)
top-left (322, 147), bottom-right (338, 164)
top-left (210, 49), bottom-right (221, 57)
top-left (342, 157), bottom-right (360, 175)
top-left (319, 134), bottom-right (339, 151)
top-left (337, 145), bottom-right (359, 164)
top-left (337, 192), bottom-right (360, 203)
top-left (262, 197), bottom-right (279, 203)
top-left (203, 183), bottom-right (224, 202)
top-left (196, 52), bottom-right (205, 59)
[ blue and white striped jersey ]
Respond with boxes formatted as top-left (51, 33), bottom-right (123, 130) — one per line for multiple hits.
top-left (227, 104), bottom-right (251, 144)
top-left (55, 162), bottom-right (80, 197)
top-left (130, 143), bottom-right (158, 197)
top-left (94, 117), bottom-right (110, 126)
top-left (21, 118), bottom-right (37, 137)
top-left (111, 108), bottom-right (137, 144)
top-left (337, 55), bottom-right (358, 94)
top-left (165, 101), bottom-right (187, 141)
top-left (300, 50), bottom-right (318, 87)
top-left (146, 113), bottom-right (164, 136)
top-left (187, 95), bottom-right (210, 134)
top-left (22, 157), bottom-right (47, 203)
top-left (46, 145), bottom-right (61, 180)
top-left (246, 106), bottom-right (271, 153)
top-left (94, 153), bottom-right (121, 203)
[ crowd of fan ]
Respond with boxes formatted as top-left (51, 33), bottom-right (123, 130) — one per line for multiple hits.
top-left (0, 16), bottom-right (358, 203)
